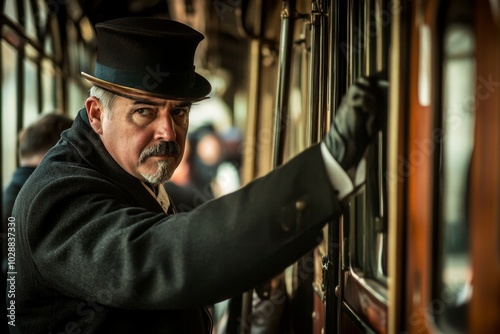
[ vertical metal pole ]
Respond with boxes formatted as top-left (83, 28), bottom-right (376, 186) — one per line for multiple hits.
top-left (388, 1), bottom-right (406, 332)
top-left (241, 38), bottom-right (263, 187)
top-left (308, 1), bottom-right (320, 144)
top-left (308, 0), bottom-right (329, 144)
top-left (324, 0), bottom-right (340, 332)
top-left (272, 0), bottom-right (296, 168)
top-left (330, 1), bottom-right (349, 333)
top-left (240, 0), bottom-right (264, 332)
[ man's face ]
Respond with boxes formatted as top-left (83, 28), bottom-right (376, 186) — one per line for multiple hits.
top-left (92, 93), bottom-right (191, 185)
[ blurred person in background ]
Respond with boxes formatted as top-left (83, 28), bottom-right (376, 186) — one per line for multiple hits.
top-left (165, 124), bottom-right (242, 212)
top-left (2, 112), bottom-right (72, 333)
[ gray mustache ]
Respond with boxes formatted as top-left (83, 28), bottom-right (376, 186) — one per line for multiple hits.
top-left (139, 142), bottom-right (180, 164)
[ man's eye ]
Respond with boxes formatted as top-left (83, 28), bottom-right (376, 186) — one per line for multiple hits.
top-left (135, 108), bottom-right (155, 117)
top-left (172, 106), bottom-right (190, 116)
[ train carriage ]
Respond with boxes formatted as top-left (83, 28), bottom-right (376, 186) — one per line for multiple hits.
top-left (1, 0), bottom-right (499, 333)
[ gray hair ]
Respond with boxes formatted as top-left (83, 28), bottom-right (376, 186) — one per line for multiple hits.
top-left (89, 86), bottom-right (117, 116)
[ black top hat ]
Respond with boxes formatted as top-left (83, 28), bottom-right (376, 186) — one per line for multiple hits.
top-left (81, 17), bottom-right (211, 101)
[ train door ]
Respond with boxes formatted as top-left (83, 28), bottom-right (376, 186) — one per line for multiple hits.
top-left (403, 0), bottom-right (500, 333)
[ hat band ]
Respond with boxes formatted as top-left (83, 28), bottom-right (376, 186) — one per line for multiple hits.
top-left (94, 63), bottom-right (196, 93)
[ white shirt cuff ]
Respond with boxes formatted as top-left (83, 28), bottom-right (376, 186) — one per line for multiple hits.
top-left (320, 142), bottom-right (353, 200)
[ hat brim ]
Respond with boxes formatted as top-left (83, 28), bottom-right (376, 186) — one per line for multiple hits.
top-left (81, 72), bottom-right (211, 102)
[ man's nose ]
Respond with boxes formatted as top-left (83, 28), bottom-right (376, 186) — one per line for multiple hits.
top-left (154, 114), bottom-right (176, 141)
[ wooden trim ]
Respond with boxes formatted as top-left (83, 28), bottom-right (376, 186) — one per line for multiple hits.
top-left (404, 0), bottom-right (442, 332)
top-left (469, 0), bottom-right (500, 331)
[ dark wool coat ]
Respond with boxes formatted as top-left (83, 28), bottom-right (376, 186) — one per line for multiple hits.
top-left (11, 108), bottom-right (341, 333)
top-left (3, 167), bottom-right (36, 334)
top-left (3, 167), bottom-right (36, 221)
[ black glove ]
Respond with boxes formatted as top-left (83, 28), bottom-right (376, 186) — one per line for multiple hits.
top-left (323, 75), bottom-right (385, 171)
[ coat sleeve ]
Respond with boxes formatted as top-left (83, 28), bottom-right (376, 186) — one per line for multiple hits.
top-left (22, 144), bottom-right (343, 309)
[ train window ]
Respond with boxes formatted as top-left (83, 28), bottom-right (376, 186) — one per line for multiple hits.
top-left (67, 21), bottom-right (79, 74)
top-left (346, 0), bottom-right (389, 286)
top-left (41, 59), bottom-right (57, 112)
top-left (44, 17), bottom-right (58, 59)
top-left (348, 0), bottom-right (364, 81)
top-left (44, 32), bottom-right (54, 56)
top-left (435, 2), bottom-right (474, 332)
top-left (1, 40), bottom-right (19, 185)
top-left (23, 53), bottom-right (40, 125)
top-left (1, 1), bottom-right (95, 192)
top-left (78, 31), bottom-right (95, 73)
top-left (35, 0), bottom-right (49, 30)
top-left (4, 0), bottom-right (18, 21)
top-left (68, 79), bottom-right (87, 116)
top-left (24, 0), bottom-right (37, 40)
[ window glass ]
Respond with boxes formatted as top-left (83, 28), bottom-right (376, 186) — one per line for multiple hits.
top-left (41, 58), bottom-right (56, 112)
top-left (1, 41), bottom-right (19, 189)
top-left (24, 0), bottom-right (37, 39)
top-left (66, 21), bottom-right (78, 74)
top-left (347, 0), bottom-right (389, 285)
top-left (23, 56), bottom-right (40, 126)
top-left (68, 79), bottom-right (86, 117)
top-left (348, 0), bottom-right (364, 270)
top-left (78, 39), bottom-right (94, 75)
top-left (44, 31), bottom-right (54, 57)
top-left (353, 188), bottom-right (366, 268)
top-left (284, 40), bottom-right (310, 160)
top-left (1, 0), bottom-right (91, 192)
top-left (4, 0), bottom-right (18, 21)
top-left (35, 0), bottom-right (49, 32)
top-left (436, 22), bottom-right (474, 333)
top-left (25, 40), bottom-right (38, 61)
top-left (45, 16), bottom-right (62, 61)
top-left (369, 133), bottom-right (388, 280)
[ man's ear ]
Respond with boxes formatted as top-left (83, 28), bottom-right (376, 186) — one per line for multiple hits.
top-left (85, 96), bottom-right (104, 135)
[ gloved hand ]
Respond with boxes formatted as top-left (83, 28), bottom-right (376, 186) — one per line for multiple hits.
top-left (323, 75), bottom-right (385, 171)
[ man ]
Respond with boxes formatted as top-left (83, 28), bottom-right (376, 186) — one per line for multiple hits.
top-left (11, 17), bottom-right (382, 333)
